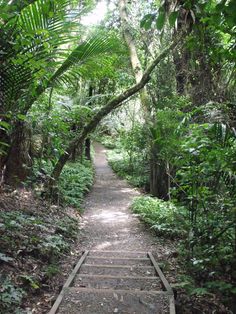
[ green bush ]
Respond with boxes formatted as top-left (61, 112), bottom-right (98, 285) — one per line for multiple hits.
top-left (131, 196), bottom-right (188, 238)
top-left (99, 135), bottom-right (118, 149)
top-left (58, 160), bottom-right (94, 209)
top-left (108, 149), bottom-right (149, 189)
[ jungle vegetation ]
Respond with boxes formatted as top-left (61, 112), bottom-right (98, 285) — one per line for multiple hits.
top-left (0, 0), bottom-right (235, 312)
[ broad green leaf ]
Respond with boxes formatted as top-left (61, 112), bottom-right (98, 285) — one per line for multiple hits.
top-left (156, 11), bottom-right (165, 30)
top-left (0, 121), bottom-right (11, 129)
top-left (169, 11), bottom-right (178, 27)
top-left (140, 13), bottom-right (155, 30)
top-left (17, 114), bottom-right (26, 121)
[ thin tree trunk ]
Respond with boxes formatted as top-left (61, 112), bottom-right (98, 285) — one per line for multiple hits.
top-left (85, 138), bottom-right (91, 160)
top-left (0, 129), bottom-right (10, 171)
top-left (118, 0), bottom-right (170, 199)
top-left (118, 0), bottom-right (150, 113)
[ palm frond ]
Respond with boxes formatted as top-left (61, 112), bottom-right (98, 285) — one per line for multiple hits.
top-left (49, 31), bottom-right (121, 83)
top-left (0, 0), bottom-right (81, 113)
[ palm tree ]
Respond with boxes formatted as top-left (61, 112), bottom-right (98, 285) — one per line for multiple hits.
top-left (0, 0), bottom-right (121, 185)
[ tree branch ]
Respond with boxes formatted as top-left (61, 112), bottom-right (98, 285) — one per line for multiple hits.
top-left (48, 35), bottom-right (184, 186)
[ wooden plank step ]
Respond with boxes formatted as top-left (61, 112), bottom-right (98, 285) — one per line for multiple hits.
top-left (85, 256), bottom-right (152, 266)
top-left (49, 251), bottom-right (176, 314)
top-left (74, 274), bottom-right (162, 290)
top-left (80, 264), bottom-right (157, 277)
top-left (57, 287), bottom-right (171, 314)
top-left (89, 250), bottom-right (148, 258)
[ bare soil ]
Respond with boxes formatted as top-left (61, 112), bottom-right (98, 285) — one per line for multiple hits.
top-left (78, 142), bottom-right (175, 255)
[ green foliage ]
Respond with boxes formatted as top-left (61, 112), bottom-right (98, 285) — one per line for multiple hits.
top-left (99, 135), bottom-right (118, 149)
top-left (18, 275), bottom-right (40, 290)
top-left (105, 98), bottom-right (235, 300)
top-left (58, 160), bottom-right (94, 209)
top-left (39, 234), bottom-right (69, 258)
top-left (205, 281), bottom-right (236, 296)
top-left (1, 0), bottom-right (123, 123)
top-left (44, 264), bottom-right (60, 279)
top-left (55, 216), bottom-right (78, 239)
top-left (0, 202), bottom-right (79, 311)
top-left (0, 277), bottom-right (25, 313)
top-left (131, 196), bottom-right (188, 238)
top-left (0, 209), bottom-right (78, 261)
top-left (150, 106), bottom-right (186, 162)
top-left (105, 121), bottom-right (150, 189)
top-left (108, 149), bottom-right (149, 189)
top-left (175, 120), bottom-right (236, 277)
top-left (156, 7), bottom-right (166, 31)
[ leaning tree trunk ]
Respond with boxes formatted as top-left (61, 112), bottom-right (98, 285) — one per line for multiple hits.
top-left (118, 0), bottom-right (150, 112)
top-left (45, 36), bottom-right (182, 193)
top-left (4, 121), bottom-right (33, 186)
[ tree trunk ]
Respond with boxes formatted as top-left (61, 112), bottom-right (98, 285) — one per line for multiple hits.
top-left (0, 128), bottom-right (10, 171)
top-left (4, 121), bottom-right (33, 186)
top-left (85, 138), bottom-right (91, 160)
top-left (45, 36), bottom-right (182, 191)
top-left (173, 48), bottom-right (189, 95)
top-left (119, 0), bottom-right (171, 198)
top-left (150, 143), bottom-right (170, 200)
top-left (118, 0), bottom-right (150, 114)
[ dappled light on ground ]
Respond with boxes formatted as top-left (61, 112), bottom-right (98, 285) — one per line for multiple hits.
top-left (79, 142), bottom-right (173, 254)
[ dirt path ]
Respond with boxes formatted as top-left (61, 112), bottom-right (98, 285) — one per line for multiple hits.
top-left (78, 142), bottom-right (174, 256)
top-left (55, 142), bottom-right (231, 314)
top-left (52, 142), bottom-right (177, 314)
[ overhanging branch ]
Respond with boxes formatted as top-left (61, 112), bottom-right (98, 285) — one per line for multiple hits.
top-left (48, 34), bottom-right (184, 184)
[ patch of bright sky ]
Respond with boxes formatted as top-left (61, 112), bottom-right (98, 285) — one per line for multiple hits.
top-left (81, 0), bottom-right (115, 26)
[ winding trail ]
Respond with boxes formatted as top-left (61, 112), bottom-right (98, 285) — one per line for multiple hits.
top-left (79, 142), bottom-right (172, 257)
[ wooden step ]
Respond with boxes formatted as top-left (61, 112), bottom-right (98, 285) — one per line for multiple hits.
top-left (89, 250), bottom-right (148, 259)
top-left (74, 274), bottom-right (162, 290)
top-left (57, 287), bottom-right (172, 314)
top-left (49, 251), bottom-right (176, 314)
top-left (85, 256), bottom-right (152, 266)
top-left (80, 264), bottom-right (157, 277)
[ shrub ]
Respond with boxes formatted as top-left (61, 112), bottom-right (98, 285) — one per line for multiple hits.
top-left (108, 149), bottom-right (149, 189)
top-left (58, 160), bottom-right (94, 209)
top-left (131, 196), bottom-right (188, 238)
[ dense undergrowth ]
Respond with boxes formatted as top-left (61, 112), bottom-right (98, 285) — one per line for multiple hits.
top-left (58, 160), bottom-right (94, 209)
top-left (100, 135), bottom-right (149, 190)
top-left (104, 133), bottom-right (236, 312)
top-left (131, 196), bottom-right (187, 238)
top-left (0, 159), bottom-right (93, 313)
